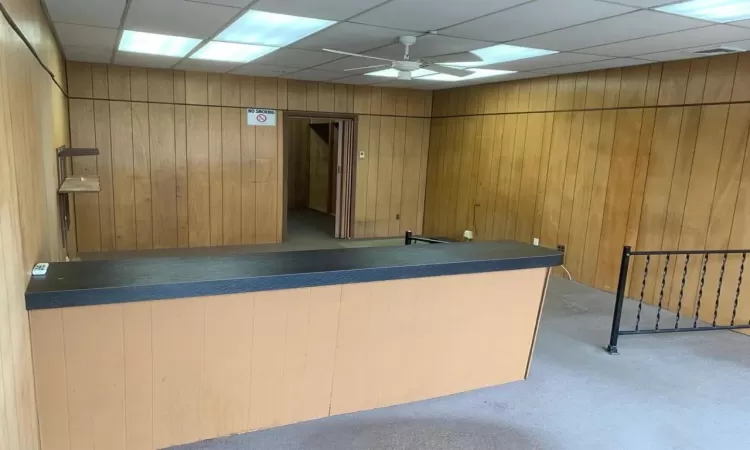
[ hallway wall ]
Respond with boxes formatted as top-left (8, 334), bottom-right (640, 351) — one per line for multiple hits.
top-left (308, 122), bottom-right (332, 214)
top-left (0, 1), bottom-right (69, 449)
top-left (286, 118), bottom-right (310, 210)
top-left (425, 54), bottom-right (750, 326)
top-left (66, 62), bottom-right (432, 250)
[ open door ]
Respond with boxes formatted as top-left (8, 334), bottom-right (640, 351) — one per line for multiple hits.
top-left (335, 119), bottom-right (355, 239)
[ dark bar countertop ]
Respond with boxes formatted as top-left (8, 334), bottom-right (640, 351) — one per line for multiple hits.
top-left (26, 241), bottom-right (563, 310)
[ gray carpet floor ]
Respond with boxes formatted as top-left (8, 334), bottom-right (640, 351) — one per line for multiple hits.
top-left (170, 277), bottom-right (750, 450)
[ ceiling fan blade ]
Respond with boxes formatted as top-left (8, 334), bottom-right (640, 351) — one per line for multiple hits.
top-left (344, 64), bottom-right (390, 71)
top-left (425, 64), bottom-right (474, 78)
top-left (422, 52), bottom-right (482, 64)
top-left (322, 48), bottom-right (395, 62)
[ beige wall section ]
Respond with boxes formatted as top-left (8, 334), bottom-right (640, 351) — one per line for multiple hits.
top-left (31, 268), bottom-right (547, 450)
top-left (286, 118), bottom-right (310, 209)
top-left (425, 54), bottom-right (750, 327)
top-left (65, 62), bottom-right (433, 249)
top-left (0, 2), bottom-right (68, 450)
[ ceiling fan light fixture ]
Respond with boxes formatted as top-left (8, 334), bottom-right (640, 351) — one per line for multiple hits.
top-left (217, 10), bottom-right (336, 47)
top-left (656, 0), bottom-right (750, 23)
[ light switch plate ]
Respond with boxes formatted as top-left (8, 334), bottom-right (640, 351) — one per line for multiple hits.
top-left (359, 151), bottom-right (365, 159)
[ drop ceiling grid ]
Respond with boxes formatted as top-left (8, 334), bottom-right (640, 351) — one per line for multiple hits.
top-left (45, 0), bottom-right (750, 85)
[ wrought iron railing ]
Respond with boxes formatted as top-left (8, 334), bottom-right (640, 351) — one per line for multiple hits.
top-left (404, 230), bottom-right (449, 245)
top-left (607, 246), bottom-right (749, 354)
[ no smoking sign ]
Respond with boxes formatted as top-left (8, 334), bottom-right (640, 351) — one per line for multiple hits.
top-left (247, 108), bottom-right (276, 126)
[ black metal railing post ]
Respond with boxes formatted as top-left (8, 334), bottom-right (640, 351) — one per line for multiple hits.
top-left (405, 230), bottom-right (413, 245)
top-left (606, 245), bottom-right (632, 354)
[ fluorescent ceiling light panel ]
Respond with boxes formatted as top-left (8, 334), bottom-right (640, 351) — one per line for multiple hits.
top-left (366, 68), bottom-right (436, 78)
top-left (216, 10), bottom-right (335, 47)
top-left (656, 0), bottom-right (750, 23)
top-left (442, 44), bottom-right (558, 67)
top-left (419, 68), bottom-right (516, 82)
top-left (119, 30), bottom-right (200, 57)
top-left (191, 41), bottom-right (277, 62)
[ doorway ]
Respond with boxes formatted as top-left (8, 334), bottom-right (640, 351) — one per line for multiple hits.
top-left (284, 113), bottom-right (355, 244)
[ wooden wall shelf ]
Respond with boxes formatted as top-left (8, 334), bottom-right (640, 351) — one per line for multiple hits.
top-left (56, 146), bottom-right (101, 249)
top-left (58, 176), bottom-right (100, 193)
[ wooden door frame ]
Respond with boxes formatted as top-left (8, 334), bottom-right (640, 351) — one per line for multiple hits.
top-left (282, 111), bottom-right (359, 241)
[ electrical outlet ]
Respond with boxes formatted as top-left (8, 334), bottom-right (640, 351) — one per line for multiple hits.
top-left (533, 238), bottom-right (540, 246)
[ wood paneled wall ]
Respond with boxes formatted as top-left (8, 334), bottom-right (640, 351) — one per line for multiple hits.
top-left (66, 62), bottom-right (432, 251)
top-left (308, 123), bottom-right (332, 213)
top-left (426, 54), bottom-right (750, 326)
top-left (286, 118), bottom-right (310, 209)
top-left (30, 269), bottom-right (547, 450)
top-left (1, 0), bottom-right (66, 86)
top-left (0, 2), bottom-right (68, 450)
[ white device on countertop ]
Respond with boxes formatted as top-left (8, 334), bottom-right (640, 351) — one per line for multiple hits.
top-left (32, 263), bottom-right (49, 276)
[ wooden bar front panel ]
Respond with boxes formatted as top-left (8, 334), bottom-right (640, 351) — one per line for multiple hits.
top-left (30, 268), bottom-right (548, 450)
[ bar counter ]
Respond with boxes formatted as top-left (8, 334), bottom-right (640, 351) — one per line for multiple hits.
top-left (27, 242), bottom-right (562, 450)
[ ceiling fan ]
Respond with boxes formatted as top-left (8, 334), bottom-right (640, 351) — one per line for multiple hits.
top-left (323, 35), bottom-right (482, 80)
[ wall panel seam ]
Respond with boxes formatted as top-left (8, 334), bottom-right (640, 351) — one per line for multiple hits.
top-left (0, 3), bottom-right (64, 94)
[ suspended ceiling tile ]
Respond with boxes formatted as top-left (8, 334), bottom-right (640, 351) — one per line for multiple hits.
top-left (64, 45), bottom-right (113, 63)
top-left (442, 0), bottom-right (634, 43)
top-left (511, 10), bottom-right (711, 51)
top-left (351, 0), bottom-right (530, 32)
top-left (254, 48), bottom-right (341, 68)
top-left (334, 74), bottom-right (389, 85)
top-left (603, 0), bottom-right (681, 6)
top-left (173, 59), bottom-right (243, 73)
top-left (493, 71), bottom-right (550, 81)
top-left (54, 22), bottom-right (118, 49)
top-left (291, 22), bottom-right (412, 53)
top-left (251, 0), bottom-right (389, 21)
top-left (638, 40), bottom-right (750, 61)
top-left (313, 56), bottom-right (390, 73)
top-left (44, 0), bottom-right (126, 28)
top-left (578, 24), bottom-right (750, 57)
top-left (530, 57), bottom-right (649, 74)
top-left (484, 52), bottom-right (612, 71)
top-left (230, 63), bottom-right (300, 77)
top-left (191, 0), bottom-right (253, 7)
top-left (430, 72), bottom-right (524, 87)
top-left (114, 51), bottom-right (181, 69)
top-left (732, 19), bottom-right (750, 29)
top-left (125, 0), bottom-right (240, 39)
top-left (378, 79), bottom-right (441, 89)
top-left (281, 68), bottom-right (344, 81)
top-left (366, 35), bottom-right (492, 60)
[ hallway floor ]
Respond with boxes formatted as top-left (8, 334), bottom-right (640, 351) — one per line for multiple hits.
top-left (285, 208), bottom-right (336, 244)
top-left (78, 209), bottom-right (404, 261)
top-left (171, 277), bottom-right (750, 450)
